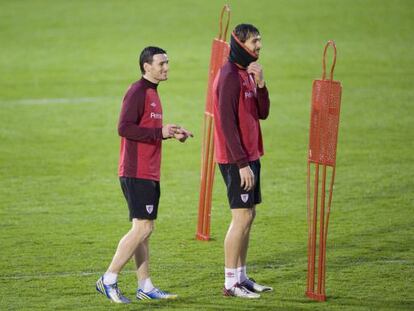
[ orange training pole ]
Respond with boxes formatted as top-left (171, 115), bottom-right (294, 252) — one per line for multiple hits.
top-left (196, 5), bottom-right (231, 241)
top-left (306, 40), bottom-right (342, 301)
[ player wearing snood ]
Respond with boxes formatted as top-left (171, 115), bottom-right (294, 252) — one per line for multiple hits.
top-left (213, 24), bottom-right (273, 298)
top-left (214, 33), bottom-right (270, 167)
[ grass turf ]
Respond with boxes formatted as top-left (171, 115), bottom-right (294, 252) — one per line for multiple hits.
top-left (0, 0), bottom-right (413, 310)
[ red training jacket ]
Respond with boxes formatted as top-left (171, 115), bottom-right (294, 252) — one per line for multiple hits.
top-left (118, 78), bottom-right (163, 181)
top-left (213, 61), bottom-right (270, 168)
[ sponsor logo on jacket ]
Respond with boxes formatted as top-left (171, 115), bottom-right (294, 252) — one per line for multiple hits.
top-left (150, 112), bottom-right (162, 119)
top-left (244, 91), bottom-right (254, 99)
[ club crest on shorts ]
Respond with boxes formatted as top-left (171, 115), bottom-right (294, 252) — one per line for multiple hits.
top-left (146, 204), bottom-right (154, 214)
top-left (241, 194), bottom-right (249, 203)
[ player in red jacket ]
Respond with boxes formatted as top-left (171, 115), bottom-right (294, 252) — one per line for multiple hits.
top-left (213, 24), bottom-right (273, 298)
top-left (96, 46), bottom-right (192, 304)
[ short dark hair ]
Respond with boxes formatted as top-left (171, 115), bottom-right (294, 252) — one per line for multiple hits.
top-left (233, 24), bottom-right (260, 43)
top-left (139, 46), bottom-right (167, 74)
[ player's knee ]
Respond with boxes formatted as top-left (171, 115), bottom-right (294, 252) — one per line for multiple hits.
top-left (250, 208), bottom-right (256, 222)
top-left (141, 221), bottom-right (154, 238)
top-left (233, 213), bottom-right (253, 229)
top-left (132, 220), bottom-right (154, 239)
top-left (241, 208), bottom-right (255, 228)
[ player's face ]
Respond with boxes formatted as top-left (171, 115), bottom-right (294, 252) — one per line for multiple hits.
top-left (146, 53), bottom-right (169, 82)
top-left (244, 34), bottom-right (262, 57)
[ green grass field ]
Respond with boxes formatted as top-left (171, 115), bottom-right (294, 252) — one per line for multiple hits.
top-left (1, 0), bottom-right (413, 310)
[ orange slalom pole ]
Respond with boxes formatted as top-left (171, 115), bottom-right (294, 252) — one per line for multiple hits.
top-left (196, 114), bottom-right (208, 238)
top-left (203, 117), bottom-right (216, 237)
top-left (196, 4), bottom-right (230, 241)
top-left (197, 114), bottom-right (213, 240)
top-left (308, 163), bottom-right (319, 293)
top-left (321, 166), bottom-right (336, 293)
top-left (306, 162), bottom-right (312, 292)
top-left (317, 165), bottom-right (327, 297)
top-left (306, 40), bottom-right (342, 301)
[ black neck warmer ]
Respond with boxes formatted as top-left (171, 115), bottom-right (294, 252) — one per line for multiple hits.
top-left (228, 32), bottom-right (258, 68)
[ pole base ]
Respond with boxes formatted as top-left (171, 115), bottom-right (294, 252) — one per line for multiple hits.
top-left (305, 291), bottom-right (326, 302)
top-left (195, 233), bottom-right (210, 241)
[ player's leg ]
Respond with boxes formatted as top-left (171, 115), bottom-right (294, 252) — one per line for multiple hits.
top-left (134, 236), bottom-right (177, 300)
top-left (237, 160), bottom-right (273, 293)
top-left (223, 208), bottom-right (259, 298)
top-left (237, 206), bottom-right (255, 280)
top-left (135, 236), bottom-right (151, 284)
top-left (96, 219), bottom-right (153, 304)
top-left (238, 206), bottom-right (255, 266)
top-left (219, 162), bottom-right (260, 298)
top-left (130, 181), bottom-right (177, 301)
top-left (225, 208), bottom-right (255, 269)
top-left (108, 219), bottom-right (153, 273)
top-left (96, 177), bottom-right (157, 303)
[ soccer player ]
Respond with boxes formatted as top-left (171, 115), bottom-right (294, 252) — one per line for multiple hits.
top-left (213, 24), bottom-right (272, 298)
top-left (96, 46), bottom-right (193, 304)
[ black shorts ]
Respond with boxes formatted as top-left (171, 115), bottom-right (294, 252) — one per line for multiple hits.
top-left (218, 159), bottom-right (261, 209)
top-left (119, 177), bottom-right (160, 220)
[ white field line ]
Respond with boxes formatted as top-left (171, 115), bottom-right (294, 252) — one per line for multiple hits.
top-left (0, 97), bottom-right (116, 105)
top-left (0, 260), bottom-right (411, 281)
top-left (0, 270), bottom-right (135, 281)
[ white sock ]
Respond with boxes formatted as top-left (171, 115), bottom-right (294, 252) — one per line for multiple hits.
top-left (237, 265), bottom-right (248, 283)
top-left (103, 272), bottom-right (118, 285)
top-left (224, 268), bottom-right (238, 289)
top-left (139, 277), bottom-right (155, 293)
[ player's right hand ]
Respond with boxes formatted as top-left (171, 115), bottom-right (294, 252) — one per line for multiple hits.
top-left (162, 124), bottom-right (178, 139)
top-left (247, 62), bottom-right (265, 88)
top-left (239, 166), bottom-right (255, 191)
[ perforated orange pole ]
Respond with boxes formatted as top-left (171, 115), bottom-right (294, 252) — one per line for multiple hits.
top-left (196, 5), bottom-right (230, 241)
top-left (306, 40), bottom-right (342, 301)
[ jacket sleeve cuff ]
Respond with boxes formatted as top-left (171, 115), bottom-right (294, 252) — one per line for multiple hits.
top-left (237, 161), bottom-right (249, 168)
top-left (155, 128), bottom-right (164, 140)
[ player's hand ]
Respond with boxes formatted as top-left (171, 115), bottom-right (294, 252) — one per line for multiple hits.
top-left (162, 124), bottom-right (178, 139)
top-left (239, 166), bottom-right (255, 191)
top-left (173, 126), bottom-right (194, 143)
top-left (247, 62), bottom-right (265, 88)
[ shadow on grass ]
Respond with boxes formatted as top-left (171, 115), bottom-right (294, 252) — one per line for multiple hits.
top-left (238, 220), bottom-right (413, 309)
top-left (133, 296), bottom-right (305, 311)
top-left (279, 296), bottom-right (414, 311)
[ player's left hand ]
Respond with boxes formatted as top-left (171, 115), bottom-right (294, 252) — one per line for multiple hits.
top-left (247, 62), bottom-right (265, 88)
top-left (173, 126), bottom-right (194, 143)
